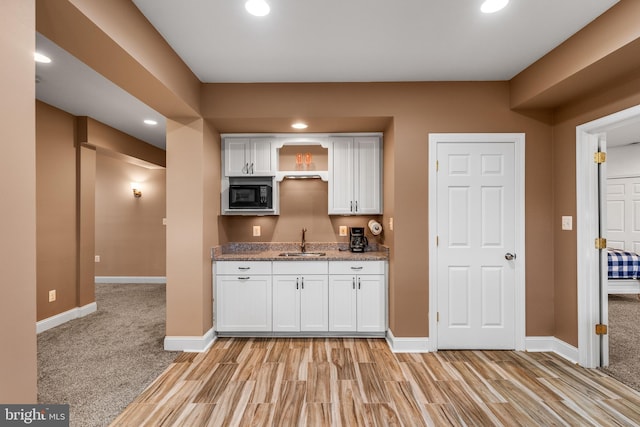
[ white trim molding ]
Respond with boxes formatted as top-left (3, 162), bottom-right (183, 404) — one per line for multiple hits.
top-left (385, 329), bottom-right (429, 353)
top-left (525, 336), bottom-right (579, 364)
top-left (95, 276), bottom-right (166, 284)
top-left (164, 328), bottom-right (216, 352)
top-left (36, 302), bottom-right (97, 334)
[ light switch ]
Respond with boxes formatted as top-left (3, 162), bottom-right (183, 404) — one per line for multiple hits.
top-left (389, 217), bottom-right (394, 231)
top-left (95, 255), bottom-right (100, 263)
top-left (562, 216), bottom-right (573, 231)
top-left (339, 226), bottom-right (347, 236)
top-left (253, 225), bottom-right (261, 236)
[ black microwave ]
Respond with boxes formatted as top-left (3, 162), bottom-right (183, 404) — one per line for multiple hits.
top-left (229, 184), bottom-right (272, 209)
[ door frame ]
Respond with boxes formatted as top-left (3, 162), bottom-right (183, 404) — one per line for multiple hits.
top-left (428, 133), bottom-right (526, 351)
top-left (576, 103), bottom-right (640, 368)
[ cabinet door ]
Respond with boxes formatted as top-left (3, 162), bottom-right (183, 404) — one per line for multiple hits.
top-left (329, 138), bottom-right (355, 214)
top-left (250, 139), bottom-right (274, 175)
top-left (273, 275), bottom-right (301, 332)
top-left (216, 275), bottom-right (272, 331)
top-left (225, 139), bottom-right (249, 176)
top-left (354, 137), bottom-right (382, 214)
top-left (356, 275), bottom-right (386, 332)
top-left (300, 275), bottom-right (328, 332)
top-left (328, 275), bottom-right (357, 331)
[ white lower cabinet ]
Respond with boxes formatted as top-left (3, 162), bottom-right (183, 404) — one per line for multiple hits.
top-left (329, 261), bottom-right (386, 333)
top-left (214, 259), bottom-right (386, 334)
top-left (215, 261), bottom-right (272, 332)
top-left (272, 261), bottom-right (328, 332)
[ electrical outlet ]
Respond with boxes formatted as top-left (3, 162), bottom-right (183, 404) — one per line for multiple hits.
top-left (162, 218), bottom-right (167, 225)
top-left (253, 225), bottom-right (261, 237)
top-left (561, 216), bottom-right (573, 231)
top-left (389, 217), bottom-right (394, 231)
top-left (95, 255), bottom-right (100, 263)
top-left (339, 226), bottom-right (348, 236)
top-left (49, 290), bottom-right (56, 302)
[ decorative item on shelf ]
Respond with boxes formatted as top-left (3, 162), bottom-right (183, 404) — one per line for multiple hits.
top-left (295, 153), bottom-right (303, 170)
top-left (304, 152), bottom-right (312, 169)
top-left (368, 219), bottom-right (383, 236)
top-left (130, 182), bottom-right (142, 198)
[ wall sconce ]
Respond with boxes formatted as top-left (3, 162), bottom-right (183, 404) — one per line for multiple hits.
top-left (130, 182), bottom-right (142, 198)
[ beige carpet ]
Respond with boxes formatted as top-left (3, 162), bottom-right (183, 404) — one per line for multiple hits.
top-left (37, 283), bottom-right (179, 427)
top-left (600, 294), bottom-right (640, 392)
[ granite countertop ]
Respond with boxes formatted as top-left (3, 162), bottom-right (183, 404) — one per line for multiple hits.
top-left (211, 242), bottom-right (389, 261)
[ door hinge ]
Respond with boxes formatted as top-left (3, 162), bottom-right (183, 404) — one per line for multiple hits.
top-left (595, 238), bottom-right (607, 249)
top-left (595, 324), bottom-right (608, 335)
top-left (594, 152), bottom-right (607, 164)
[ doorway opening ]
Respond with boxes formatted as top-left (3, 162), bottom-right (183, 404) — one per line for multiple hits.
top-left (576, 103), bottom-right (640, 369)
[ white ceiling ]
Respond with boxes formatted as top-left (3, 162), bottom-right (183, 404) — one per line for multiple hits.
top-left (36, 0), bottom-right (640, 150)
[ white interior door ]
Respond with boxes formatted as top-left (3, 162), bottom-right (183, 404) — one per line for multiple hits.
top-left (436, 141), bottom-right (516, 349)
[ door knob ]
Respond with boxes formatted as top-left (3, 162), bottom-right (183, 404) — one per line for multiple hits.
top-left (505, 253), bottom-right (516, 260)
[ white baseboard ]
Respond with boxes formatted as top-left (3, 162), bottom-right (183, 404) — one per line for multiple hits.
top-left (385, 329), bottom-right (430, 353)
top-left (383, 332), bottom-right (578, 363)
top-left (164, 328), bottom-right (216, 352)
top-left (525, 336), bottom-right (579, 364)
top-left (36, 302), bottom-right (97, 334)
top-left (95, 276), bottom-right (166, 284)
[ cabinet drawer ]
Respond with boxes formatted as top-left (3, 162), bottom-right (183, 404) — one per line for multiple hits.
top-left (216, 261), bottom-right (272, 275)
top-left (273, 261), bottom-right (328, 275)
top-left (329, 260), bottom-right (385, 275)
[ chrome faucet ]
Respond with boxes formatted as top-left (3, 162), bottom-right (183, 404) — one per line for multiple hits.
top-left (301, 228), bottom-right (307, 253)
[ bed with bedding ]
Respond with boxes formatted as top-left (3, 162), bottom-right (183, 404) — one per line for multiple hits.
top-left (607, 248), bottom-right (640, 294)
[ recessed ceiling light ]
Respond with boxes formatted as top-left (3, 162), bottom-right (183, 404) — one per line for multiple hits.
top-left (143, 119), bottom-right (158, 125)
top-left (291, 122), bottom-right (308, 130)
top-left (481, 0), bottom-right (509, 13)
top-left (245, 0), bottom-right (270, 16)
top-left (34, 52), bottom-right (51, 63)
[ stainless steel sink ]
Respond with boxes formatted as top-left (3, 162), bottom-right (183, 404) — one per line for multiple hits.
top-left (278, 252), bottom-right (326, 257)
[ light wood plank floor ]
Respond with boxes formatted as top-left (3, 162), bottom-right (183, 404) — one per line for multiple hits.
top-left (110, 338), bottom-right (640, 426)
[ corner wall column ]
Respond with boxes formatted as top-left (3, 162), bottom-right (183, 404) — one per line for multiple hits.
top-left (165, 118), bottom-right (217, 346)
top-left (0, 0), bottom-right (38, 403)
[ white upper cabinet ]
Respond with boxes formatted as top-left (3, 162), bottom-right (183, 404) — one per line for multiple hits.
top-left (329, 136), bottom-right (382, 215)
top-left (224, 137), bottom-right (274, 176)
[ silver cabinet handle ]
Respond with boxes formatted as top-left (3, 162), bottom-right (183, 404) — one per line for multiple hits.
top-left (250, 163), bottom-right (254, 174)
top-left (350, 266), bottom-right (363, 270)
top-left (238, 276), bottom-right (250, 280)
top-left (296, 278), bottom-right (299, 290)
top-left (358, 277), bottom-right (361, 290)
top-left (238, 266), bottom-right (251, 270)
top-left (352, 277), bottom-right (355, 290)
top-left (505, 253), bottom-right (516, 260)
top-left (355, 201), bottom-right (358, 212)
top-left (350, 201), bottom-right (353, 212)
top-left (301, 277), bottom-right (304, 289)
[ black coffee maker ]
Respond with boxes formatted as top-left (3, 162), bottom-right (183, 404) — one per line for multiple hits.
top-left (349, 227), bottom-right (368, 252)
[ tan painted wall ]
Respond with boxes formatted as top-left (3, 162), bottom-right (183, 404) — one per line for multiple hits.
top-left (95, 153), bottom-right (166, 277)
top-left (36, 101), bottom-right (78, 320)
top-left (202, 82), bottom-right (556, 337)
top-left (0, 0), bottom-right (37, 403)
